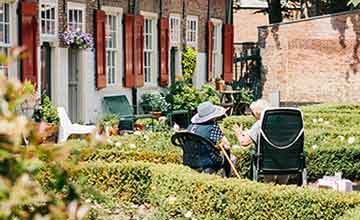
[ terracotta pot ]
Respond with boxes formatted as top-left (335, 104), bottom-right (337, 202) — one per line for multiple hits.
top-left (215, 80), bottom-right (225, 91)
top-left (134, 123), bottom-right (145, 131)
top-left (152, 111), bottom-right (162, 120)
top-left (36, 122), bottom-right (59, 144)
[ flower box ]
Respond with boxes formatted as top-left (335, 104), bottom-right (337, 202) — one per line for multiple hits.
top-left (60, 30), bottom-right (94, 49)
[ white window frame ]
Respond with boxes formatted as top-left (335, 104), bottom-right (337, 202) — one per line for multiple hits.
top-left (186, 15), bottom-right (198, 49)
top-left (0, 2), bottom-right (11, 76)
top-left (169, 14), bottom-right (181, 47)
top-left (140, 11), bottom-right (158, 86)
top-left (39, 0), bottom-right (58, 41)
top-left (67, 2), bottom-right (86, 32)
top-left (211, 19), bottom-right (222, 79)
top-left (103, 7), bottom-right (123, 87)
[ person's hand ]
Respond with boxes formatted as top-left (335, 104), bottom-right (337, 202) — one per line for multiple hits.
top-left (232, 124), bottom-right (243, 138)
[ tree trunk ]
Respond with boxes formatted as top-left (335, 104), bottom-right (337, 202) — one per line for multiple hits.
top-left (268, 0), bottom-right (282, 24)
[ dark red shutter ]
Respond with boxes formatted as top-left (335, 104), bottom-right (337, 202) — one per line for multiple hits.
top-left (134, 15), bottom-right (144, 88)
top-left (159, 17), bottom-right (169, 87)
top-left (20, 1), bottom-right (38, 86)
top-left (207, 21), bottom-right (214, 82)
top-left (124, 14), bottom-right (135, 88)
top-left (95, 10), bottom-right (106, 90)
top-left (223, 24), bottom-right (234, 82)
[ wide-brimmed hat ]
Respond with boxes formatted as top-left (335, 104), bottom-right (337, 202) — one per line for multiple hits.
top-left (191, 101), bottom-right (227, 124)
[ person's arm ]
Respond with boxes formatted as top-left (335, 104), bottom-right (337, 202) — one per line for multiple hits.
top-left (232, 124), bottom-right (253, 147)
top-left (210, 125), bottom-right (231, 150)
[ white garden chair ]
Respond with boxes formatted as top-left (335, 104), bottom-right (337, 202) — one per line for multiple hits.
top-left (57, 107), bottom-right (97, 143)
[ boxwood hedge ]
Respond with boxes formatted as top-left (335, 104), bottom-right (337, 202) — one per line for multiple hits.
top-left (71, 161), bottom-right (360, 220)
top-left (79, 144), bottom-right (360, 182)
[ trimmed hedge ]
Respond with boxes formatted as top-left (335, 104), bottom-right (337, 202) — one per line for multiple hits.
top-left (79, 145), bottom-right (360, 182)
top-left (71, 161), bottom-right (360, 220)
top-left (301, 103), bottom-right (360, 114)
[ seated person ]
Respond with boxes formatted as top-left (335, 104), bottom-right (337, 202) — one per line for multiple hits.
top-left (232, 99), bottom-right (289, 184)
top-left (188, 101), bottom-right (235, 177)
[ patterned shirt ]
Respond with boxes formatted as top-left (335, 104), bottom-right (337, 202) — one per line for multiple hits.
top-left (209, 124), bottom-right (224, 144)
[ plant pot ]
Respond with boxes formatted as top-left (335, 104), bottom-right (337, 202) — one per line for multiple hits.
top-left (152, 111), bottom-right (162, 120)
top-left (36, 122), bottom-right (59, 143)
top-left (215, 80), bottom-right (225, 92)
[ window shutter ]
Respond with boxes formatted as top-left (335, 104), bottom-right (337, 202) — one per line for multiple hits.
top-left (20, 1), bottom-right (38, 86)
top-left (159, 17), bottom-right (169, 87)
top-left (95, 10), bottom-right (106, 90)
top-left (207, 21), bottom-right (214, 82)
top-left (124, 14), bottom-right (135, 88)
top-left (223, 24), bottom-right (234, 82)
top-left (134, 15), bottom-right (144, 88)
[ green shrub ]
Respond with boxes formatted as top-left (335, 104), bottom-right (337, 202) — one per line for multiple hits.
top-left (166, 80), bottom-right (201, 111)
top-left (73, 161), bottom-right (360, 220)
top-left (98, 113), bottom-right (119, 127)
top-left (182, 47), bottom-right (197, 82)
top-left (340, 206), bottom-right (360, 220)
top-left (199, 83), bottom-right (221, 105)
top-left (301, 103), bottom-right (360, 114)
top-left (38, 94), bottom-right (60, 123)
top-left (70, 162), bottom-right (152, 204)
top-left (140, 92), bottom-right (171, 113)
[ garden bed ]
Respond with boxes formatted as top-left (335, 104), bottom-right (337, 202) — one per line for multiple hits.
top-left (69, 161), bottom-right (360, 220)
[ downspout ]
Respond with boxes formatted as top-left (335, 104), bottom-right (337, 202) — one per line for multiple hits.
top-left (182, 0), bottom-right (186, 49)
top-left (158, 0), bottom-right (162, 85)
top-left (206, 0), bottom-right (210, 81)
top-left (132, 0), bottom-right (138, 113)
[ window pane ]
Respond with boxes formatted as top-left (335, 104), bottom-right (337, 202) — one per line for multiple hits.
top-left (51, 7), bottom-right (55, 20)
top-left (79, 10), bottom-right (83, 24)
top-left (69, 10), bottom-right (73, 23)
top-left (4, 23), bottom-right (8, 43)
top-left (4, 4), bottom-right (8, 22)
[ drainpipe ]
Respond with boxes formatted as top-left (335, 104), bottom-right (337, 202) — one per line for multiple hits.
top-left (182, 0), bottom-right (186, 49)
top-left (131, 0), bottom-right (138, 113)
top-left (158, 0), bottom-right (162, 86)
top-left (206, 0), bottom-right (210, 81)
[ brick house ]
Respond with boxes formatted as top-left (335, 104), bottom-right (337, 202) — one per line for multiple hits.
top-left (6, 0), bottom-right (234, 123)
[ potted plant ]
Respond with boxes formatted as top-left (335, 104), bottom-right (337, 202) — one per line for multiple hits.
top-left (33, 94), bottom-right (60, 143)
top-left (215, 77), bottom-right (225, 92)
top-left (140, 92), bottom-right (171, 119)
top-left (60, 29), bottom-right (94, 49)
top-left (98, 114), bottom-right (119, 136)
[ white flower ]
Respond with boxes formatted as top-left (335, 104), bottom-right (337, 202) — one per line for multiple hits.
top-left (77, 205), bottom-right (90, 220)
top-left (159, 116), bottom-right (168, 122)
top-left (144, 135), bottom-right (150, 141)
top-left (311, 144), bottom-right (318, 150)
top-left (134, 131), bottom-right (142, 136)
top-left (167, 195), bottom-right (177, 204)
top-left (348, 137), bottom-right (356, 144)
top-left (106, 138), bottom-right (113, 144)
top-left (324, 121), bottom-right (330, 125)
top-left (173, 123), bottom-right (180, 131)
top-left (115, 141), bottom-right (122, 147)
top-left (338, 136), bottom-right (345, 141)
top-left (318, 118), bottom-right (324, 123)
top-left (184, 211), bottom-right (193, 218)
top-left (129, 143), bottom-right (136, 149)
top-left (312, 119), bottom-right (317, 123)
top-left (233, 144), bottom-right (241, 149)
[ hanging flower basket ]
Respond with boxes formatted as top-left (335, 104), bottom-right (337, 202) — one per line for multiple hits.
top-left (60, 30), bottom-right (94, 49)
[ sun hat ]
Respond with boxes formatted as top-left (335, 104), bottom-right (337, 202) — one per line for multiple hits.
top-left (191, 101), bottom-right (227, 124)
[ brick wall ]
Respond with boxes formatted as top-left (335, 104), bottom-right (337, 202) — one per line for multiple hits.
top-left (258, 10), bottom-right (360, 104)
top-left (234, 9), bottom-right (268, 43)
top-left (57, 0), bottom-right (227, 53)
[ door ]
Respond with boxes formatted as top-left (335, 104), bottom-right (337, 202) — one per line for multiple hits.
top-left (170, 46), bottom-right (180, 85)
top-left (40, 43), bottom-right (52, 98)
top-left (68, 49), bottom-right (80, 122)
